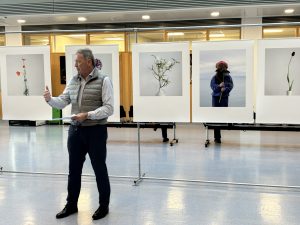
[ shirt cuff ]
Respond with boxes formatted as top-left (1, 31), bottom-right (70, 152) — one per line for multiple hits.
top-left (87, 111), bottom-right (95, 120)
top-left (47, 98), bottom-right (54, 106)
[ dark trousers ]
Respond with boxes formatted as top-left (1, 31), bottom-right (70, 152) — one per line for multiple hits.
top-left (212, 96), bottom-right (229, 140)
top-left (161, 127), bottom-right (168, 139)
top-left (66, 125), bottom-right (110, 207)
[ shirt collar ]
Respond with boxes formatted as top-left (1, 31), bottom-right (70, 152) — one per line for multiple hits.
top-left (78, 67), bottom-right (97, 80)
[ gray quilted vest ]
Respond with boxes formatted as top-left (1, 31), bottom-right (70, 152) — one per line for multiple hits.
top-left (69, 69), bottom-right (107, 126)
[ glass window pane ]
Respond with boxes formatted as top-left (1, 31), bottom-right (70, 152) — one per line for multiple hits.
top-left (167, 30), bottom-right (206, 42)
top-left (167, 30), bottom-right (207, 50)
top-left (263, 27), bottom-right (297, 38)
top-left (0, 35), bottom-right (4, 46)
top-left (89, 33), bottom-right (125, 52)
top-left (208, 29), bottom-right (240, 41)
top-left (137, 32), bottom-right (164, 43)
top-left (23, 34), bottom-right (49, 46)
top-left (128, 31), bottom-right (164, 51)
top-left (51, 34), bottom-right (86, 53)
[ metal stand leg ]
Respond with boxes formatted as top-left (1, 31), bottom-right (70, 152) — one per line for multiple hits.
top-left (205, 125), bottom-right (210, 148)
top-left (134, 123), bottom-right (145, 185)
top-left (170, 122), bottom-right (179, 146)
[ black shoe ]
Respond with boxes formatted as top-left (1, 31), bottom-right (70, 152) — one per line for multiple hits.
top-left (56, 205), bottom-right (78, 219)
top-left (163, 138), bottom-right (169, 143)
top-left (92, 206), bottom-right (109, 220)
top-left (214, 139), bottom-right (221, 144)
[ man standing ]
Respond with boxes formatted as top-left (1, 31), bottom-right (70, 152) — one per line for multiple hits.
top-left (44, 48), bottom-right (113, 220)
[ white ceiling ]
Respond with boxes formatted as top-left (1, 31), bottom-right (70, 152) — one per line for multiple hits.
top-left (0, 4), bottom-right (300, 26)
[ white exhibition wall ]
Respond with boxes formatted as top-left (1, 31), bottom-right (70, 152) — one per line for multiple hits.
top-left (1, 39), bottom-right (300, 124)
top-left (132, 42), bottom-right (190, 122)
top-left (0, 46), bottom-right (52, 120)
top-left (192, 40), bottom-right (254, 123)
top-left (256, 39), bottom-right (300, 124)
top-left (65, 45), bottom-right (120, 122)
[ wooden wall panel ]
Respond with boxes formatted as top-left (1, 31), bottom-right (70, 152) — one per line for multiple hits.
top-left (119, 52), bottom-right (132, 119)
top-left (50, 53), bottom-right (66, 97)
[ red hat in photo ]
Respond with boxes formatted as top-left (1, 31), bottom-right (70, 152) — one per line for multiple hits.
top-left (216, 61), bottom-right (228, 70)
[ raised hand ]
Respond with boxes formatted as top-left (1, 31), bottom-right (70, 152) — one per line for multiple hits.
top-left (43, 85), bottom-right (51, 102)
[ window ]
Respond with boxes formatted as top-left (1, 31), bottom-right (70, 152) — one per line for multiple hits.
top-left (128, 31), bottom-right (165, 51)
top-left (167, 30), bottom-right (207, 49)
top-left (23, 34), bottom-right (49, 46)
top-left (89, 33), bottom-right (125, 52)
top-left (167, 30), bottom-right (206, 42)
top-left (263, 27), bottom-right (297, 39)
top-left (51, 34), bottom-right (87, 52)
top-left (0, 35), bottom-right (5, 46)
top-left (208, 29), bottom-right (240, 41)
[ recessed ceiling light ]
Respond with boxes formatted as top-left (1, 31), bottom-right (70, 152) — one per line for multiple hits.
top-left (17, 19), bottom-right (26, 24)
top-left (210, 11), bottom-right (220, 17)
top-left (142, 15), bottom-right (150, 20)
top-left (78, 17), bottom-right (87, 22)
top-left (284, 8), bottom-right (294, 14)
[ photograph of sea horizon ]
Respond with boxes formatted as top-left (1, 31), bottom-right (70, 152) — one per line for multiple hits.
top-left (199, 49), bottom-right (246, 107)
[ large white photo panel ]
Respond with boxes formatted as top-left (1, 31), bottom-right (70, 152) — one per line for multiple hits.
top-left (65, 45), bottom-right (120, 122)
top-left (192, 40), bottom-right (254, 123)
top-left (0, 46), bottom-right (52, 120)
top-left (256, 39), bottom-right (300, 124)
top-left (132, 42), bottom-right (190, 122)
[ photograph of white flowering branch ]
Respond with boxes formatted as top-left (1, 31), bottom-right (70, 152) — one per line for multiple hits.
top-left (150, 55), bottom-right (179, 96)
top-left (139, 52), bottom-right (182, 96)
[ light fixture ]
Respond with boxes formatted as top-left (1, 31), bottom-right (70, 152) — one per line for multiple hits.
top-left (263, 29), bottom-right (283, 33)
top-left (78, 17), bottom-right (87, 22)
top-left (142, 15), bottom-right (150, 20)
top-left (17, 19), bottom-right (26, 24)
top-left (104, 37), bottom-right (124, 41)
top-left (210, 11), bottom-right (220, 17)
top-left (167, 32), bottom-right (185, 36)
top-left (284, 8), bottom-right (294, 14)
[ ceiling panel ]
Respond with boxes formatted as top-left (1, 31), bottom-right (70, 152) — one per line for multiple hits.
top-left (0, 0), bottom-right (299, 15)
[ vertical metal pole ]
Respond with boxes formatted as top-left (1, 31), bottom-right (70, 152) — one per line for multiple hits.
top-left (170, 122), bottom-right (178, 146)
top-left (173, 122), bottom-right (176, 140)
top-left (134, 122), bottom-right (144, 185)
top-left (137, 122), bottom-right (141, 178)
top-left (135, 28), bottom-right (138, 44)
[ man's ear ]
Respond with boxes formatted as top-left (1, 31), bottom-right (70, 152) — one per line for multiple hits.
top-left (88, 59), bottom-right (93, 66)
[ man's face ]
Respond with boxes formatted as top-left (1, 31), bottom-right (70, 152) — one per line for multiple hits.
top-left (75, 53), bottom-right (92, 76)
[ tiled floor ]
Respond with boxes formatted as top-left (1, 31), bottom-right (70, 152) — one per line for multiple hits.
top-left (1, 121), bottom-right (300, 225)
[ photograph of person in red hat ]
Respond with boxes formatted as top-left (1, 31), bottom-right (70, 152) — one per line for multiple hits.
top-left (210, 60), bottom-right (234, 143)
